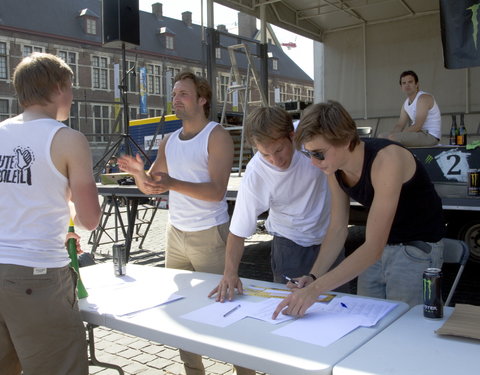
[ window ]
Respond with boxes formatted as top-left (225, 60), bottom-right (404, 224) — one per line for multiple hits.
top-left (93, 105), bottom-right (110, 142)
top-left (166, 35), bottom-right (174, 50)
top-left (293, 87), bottom-right (301, 101)
top-left (22, 45), bottom-right (43, 57)
top-left (272, 59), bottom-right (278, 71)
top-left (58, 50), bottom-right (78, 86)
top-left (149, 108), bottom-right (162, 118)
top-left (127, 60), bottom-right (137, 93)
top-left (218, 74), bottom-right (230, 102)
top-left (0, 99), bottom-right (9, 121)
top-left (307, 89), bottom-right (314, 102)
top-left (64, 102), bottom-right (79, 130)
top-left (279, 85), bottom-right (287, 102)
top-left (166, 67), bottom-right (180, 95)
top-left (215, 48), bottom-right (222, 59)
top-left (92, 56), bottom-right (108, 89)
top-left (146, 64), bottom-right (161, 95)
top-left (86, 18), bottom-right (97, 35)
top-left (130, 106), bottom-right (138, 120)
top-left (0, 42), bottom-right (7, 79)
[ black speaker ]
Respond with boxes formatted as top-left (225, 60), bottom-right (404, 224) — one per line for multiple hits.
top-left (102, 0), bottom-right (140, 48)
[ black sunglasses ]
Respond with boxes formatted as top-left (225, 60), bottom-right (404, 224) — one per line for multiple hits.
top-left (300, 149), bottom-right (326, 161)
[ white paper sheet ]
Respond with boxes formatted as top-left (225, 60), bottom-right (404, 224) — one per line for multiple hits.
top-left (273, 311), bottom-right (364, 347)
top-left (247, 298), bottom-right (294, 324)
top-left (272, 296), bottom-right (398, 346)
top-left (85, 283), bottom-right (184, 316)
top-left (323, 296), bottom-right (398, 326)
top-left (181, 300), bottom-right (257, 327)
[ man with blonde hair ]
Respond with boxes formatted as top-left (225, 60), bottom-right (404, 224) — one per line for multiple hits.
top-left (0, 53), bottom-right (100, 374)
top-left (209, 106), bottom-right (331, 302)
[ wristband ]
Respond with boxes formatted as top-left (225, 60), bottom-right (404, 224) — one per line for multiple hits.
top-left (309, 273), bottom-right (317, 281)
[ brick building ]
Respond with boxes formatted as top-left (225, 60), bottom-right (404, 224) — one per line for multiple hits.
top-left (0, 0), bottom-right (313, 158)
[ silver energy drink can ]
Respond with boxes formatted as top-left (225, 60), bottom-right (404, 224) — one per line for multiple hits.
top-left (112, 243), bottom-right (126, 276)
top-left (423, 268), bottom-right (443, 319)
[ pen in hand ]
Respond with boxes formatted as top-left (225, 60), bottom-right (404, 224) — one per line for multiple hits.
top-left (283, 275), bottom-right (299, 285)
top-left (223, 304), bottom-right (241, 318)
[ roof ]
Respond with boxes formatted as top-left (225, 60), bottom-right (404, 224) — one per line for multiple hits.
top-left (0, 0), bottom-right (311, 83)
top-left (214, 0), bottom-right (440, 42)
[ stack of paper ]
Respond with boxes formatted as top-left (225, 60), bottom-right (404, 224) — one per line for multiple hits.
top-left (181, 295), bottom-right (397, 347)
top-left (272, 296), bottom-right (397, 347)
top-left (85, 282), bottom-right (184, 316)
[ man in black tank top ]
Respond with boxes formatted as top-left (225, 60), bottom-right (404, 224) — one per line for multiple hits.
top-left (273, 101), bottom-right (445, 319)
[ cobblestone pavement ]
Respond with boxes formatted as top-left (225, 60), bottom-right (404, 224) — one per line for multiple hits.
top-left (76, 200), bottom-right (273, 375)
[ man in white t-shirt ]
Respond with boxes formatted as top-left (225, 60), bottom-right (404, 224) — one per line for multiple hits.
top-left (209, 106), bottom-right (331, 302)
top-left (379, 70), bottom-right (441, 147)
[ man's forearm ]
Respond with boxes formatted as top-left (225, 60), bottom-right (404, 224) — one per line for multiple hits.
top-left (170, 178), bottom-right (228, 202)
top-left (223, 233), bottom-right (246, 275)
top-left (392, 122), bottom-right (405, 133)
top-left (310, 226), bottom-right (348, 278)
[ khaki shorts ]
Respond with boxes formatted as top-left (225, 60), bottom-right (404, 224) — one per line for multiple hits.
top-left (0, 264), bottom-right (88, 375)
top-left (165, 221), bottom-right (229, 274)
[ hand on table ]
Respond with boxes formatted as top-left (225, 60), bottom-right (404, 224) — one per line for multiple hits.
top-left (272, 285), bottom-right (318, 319)
top-left (208, 273), bottom-right (244, 302)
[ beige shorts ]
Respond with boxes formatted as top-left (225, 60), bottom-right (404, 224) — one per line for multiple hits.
top-left (390, 130), bottom-right (439, 147)
top-left (0, 264), bottom-right (88, 375)
top-left (165, 221), bottom-right (229, 274)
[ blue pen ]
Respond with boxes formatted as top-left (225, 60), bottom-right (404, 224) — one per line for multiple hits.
top-left (340, 302), bottom-right (348, 309)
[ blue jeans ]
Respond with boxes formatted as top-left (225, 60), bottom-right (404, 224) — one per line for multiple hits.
top-left (270, 236), bottom-right (321, 283)
top-left (357, 240), bottom-right (444, 307)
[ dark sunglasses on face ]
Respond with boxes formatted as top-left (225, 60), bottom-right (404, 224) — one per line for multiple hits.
top-left (300, 149), bottom-right (325, 161)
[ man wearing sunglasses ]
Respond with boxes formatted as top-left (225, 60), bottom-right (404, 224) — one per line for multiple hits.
top-left (273, 100), bottom-right (444, 319)
top-left (209, 106), bottom-right (332, 302)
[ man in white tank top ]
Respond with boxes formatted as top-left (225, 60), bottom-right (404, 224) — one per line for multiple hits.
top-left (0, 54), bottom-right (100, 374)
top-left (379, 70), bottom-right (441, 147)
top-left (118, 72), bottom-right (254, 375)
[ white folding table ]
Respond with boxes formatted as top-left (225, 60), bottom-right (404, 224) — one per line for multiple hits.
top-left (79, 263), bottom-right (409, 375)
top-left (333, 304), bottom-right (479, 375)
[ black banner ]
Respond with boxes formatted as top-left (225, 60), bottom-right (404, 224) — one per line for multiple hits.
top-left (440, 0), bottom-right (480, 69)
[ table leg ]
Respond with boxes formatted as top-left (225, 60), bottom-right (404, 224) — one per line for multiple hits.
top-left (125, 197), bottom-right (139, 261)
top-left (86, 323), bottom-right (124, 375)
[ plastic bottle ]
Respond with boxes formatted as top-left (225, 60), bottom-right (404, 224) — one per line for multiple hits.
top-left (67, 219), bottom-right (89, 299)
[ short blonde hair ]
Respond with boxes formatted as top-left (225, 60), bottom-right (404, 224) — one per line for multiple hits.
top-left (294, 101), bottom-right (360, 152)
top-left (13, 52), bottom-right (73, 107)
top-left (245, 106), bottom-right (293, 147)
